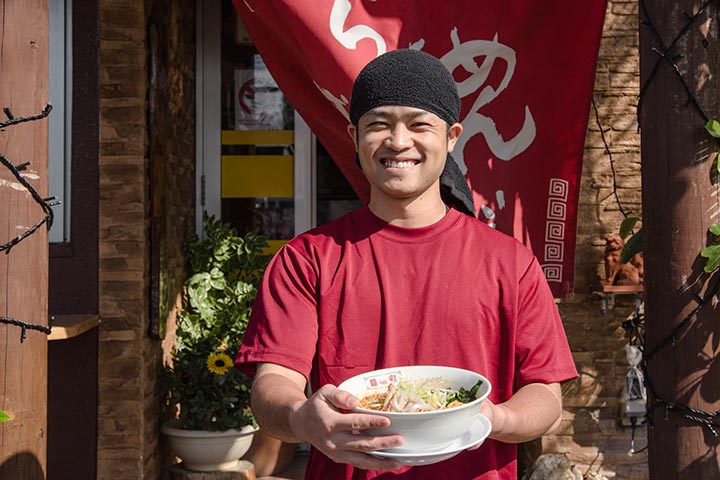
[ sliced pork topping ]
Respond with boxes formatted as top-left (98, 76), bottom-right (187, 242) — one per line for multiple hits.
top-left (381, 383), bottom-right (433, 412)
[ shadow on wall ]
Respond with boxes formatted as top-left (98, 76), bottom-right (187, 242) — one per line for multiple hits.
top-left (679, 436), bottom-right (720, 479)
top-left (0, 451), bottom-right (45, 480)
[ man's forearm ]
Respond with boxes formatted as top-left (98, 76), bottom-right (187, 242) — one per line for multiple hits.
top-left (250, 367), bottom-right (308, 443)
top-left (487, 382), bottom-right (563, 443)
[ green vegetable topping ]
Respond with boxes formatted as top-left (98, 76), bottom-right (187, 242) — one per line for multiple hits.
top-left (453, 379), bottom-right (484, 404)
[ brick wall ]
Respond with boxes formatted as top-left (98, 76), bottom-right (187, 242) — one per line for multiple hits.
top-left (576, 0), bottom-right (643, 295)
top-left (97, 0), bottom-right (149, 477)
top-left (147, 0), bottom-right (197, 476)
top-left (97, 1), bottom-right (195, 479)
top-left (544, 1), bottom-right (648, 478)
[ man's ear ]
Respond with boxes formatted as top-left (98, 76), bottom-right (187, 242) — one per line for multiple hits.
top-left (447, 122), bottom-right (463, 153)
top-left (347, 124), bottom-right (358, 150)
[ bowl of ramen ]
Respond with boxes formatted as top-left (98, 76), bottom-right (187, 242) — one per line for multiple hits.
top-left (337, 365), bottom-right (492, 452)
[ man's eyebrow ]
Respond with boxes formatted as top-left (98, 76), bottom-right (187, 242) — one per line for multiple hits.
top-left (363, 108), bottom-right (391, 119)
top-left (363, 108), bottom-right (434, 120)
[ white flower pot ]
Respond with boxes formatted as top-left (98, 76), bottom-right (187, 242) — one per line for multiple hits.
top-left (162, 420), bottom-right (259, 472)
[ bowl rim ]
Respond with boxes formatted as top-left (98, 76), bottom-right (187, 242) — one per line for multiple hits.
top-left (338, 365), bottom-right (492, 417)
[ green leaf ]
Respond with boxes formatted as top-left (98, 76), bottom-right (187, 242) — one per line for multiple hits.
top-left (701, 243), bottom-right (720, 273)
top-left (621, 228), bottom-right (643, 263)
top-left (0, 410), bottom-right (12, 424)
top-left (710, 223), bottom-right (720, 236)
top-left (706, 119), bottom-right (720, 138)
top-left (620, 217), bottom-right (640, 239)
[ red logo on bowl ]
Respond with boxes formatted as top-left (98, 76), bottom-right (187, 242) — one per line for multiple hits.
top-left (364, 370), bottom-right (402, 390)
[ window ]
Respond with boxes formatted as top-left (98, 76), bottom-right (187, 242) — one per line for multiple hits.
top-left (48, 0), bottom-right (73, 243)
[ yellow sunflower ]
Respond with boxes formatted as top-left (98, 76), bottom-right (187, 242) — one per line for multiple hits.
top-left (206, 352), bottom-right (233, 375)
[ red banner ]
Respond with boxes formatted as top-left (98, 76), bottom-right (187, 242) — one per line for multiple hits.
top-left (232, 0), bottom-right (607, 297)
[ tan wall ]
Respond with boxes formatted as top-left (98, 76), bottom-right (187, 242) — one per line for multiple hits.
top-left (97, 0), bottom-right (195, 478)
top-left (546, 1), bottom-right (648, 478)
top-left (577, 0), bottom-right (643, 294)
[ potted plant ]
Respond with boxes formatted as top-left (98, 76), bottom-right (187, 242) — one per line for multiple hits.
top-left (162, 214), bottom-right (270, 472)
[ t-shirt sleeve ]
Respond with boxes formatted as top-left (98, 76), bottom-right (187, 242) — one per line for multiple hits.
top-left (513, 256), bottom-right (578, 389)
top-left (234, 242), bottom-right (320, 380)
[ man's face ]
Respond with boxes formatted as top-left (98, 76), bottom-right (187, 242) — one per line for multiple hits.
top-left (347, 106), bottom-right (462, 204)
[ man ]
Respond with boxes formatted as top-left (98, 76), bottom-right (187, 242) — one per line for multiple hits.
top-left (235, 49), bottom-right (578, 479)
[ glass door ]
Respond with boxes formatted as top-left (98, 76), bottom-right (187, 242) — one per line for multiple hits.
top-left (197, 0), bottom-right (360, 250)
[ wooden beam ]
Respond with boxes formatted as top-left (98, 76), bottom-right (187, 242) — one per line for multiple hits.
top-left (0, 0), bottom-right (51, 477)
top-left (639, 1), bottom-right (720, 478)
top-left (47, 315), bottom-right (100, 341)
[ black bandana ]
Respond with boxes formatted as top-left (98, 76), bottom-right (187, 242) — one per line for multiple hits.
top-left (349, 49), bottom-right (475, 218)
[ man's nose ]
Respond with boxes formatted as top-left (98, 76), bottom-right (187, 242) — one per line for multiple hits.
top-left (383, 124), bottom-right (413, 150)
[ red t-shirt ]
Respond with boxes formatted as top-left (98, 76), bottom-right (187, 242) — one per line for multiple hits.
top-left (236, 206), bottom-right (578, 480)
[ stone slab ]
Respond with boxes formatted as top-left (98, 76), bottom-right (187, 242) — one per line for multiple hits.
top-left (168, 461), bottom-right (256, 480)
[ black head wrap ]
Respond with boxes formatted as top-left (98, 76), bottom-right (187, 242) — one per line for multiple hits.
top-left (349, 49), bottom-right (476, 218)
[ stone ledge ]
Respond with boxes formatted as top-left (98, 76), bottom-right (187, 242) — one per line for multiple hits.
top-left (168, 461), bottom-right (256, 480)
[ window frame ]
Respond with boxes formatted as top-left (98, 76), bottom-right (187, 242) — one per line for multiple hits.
top-left (48, 0), bottom-right (73, 243)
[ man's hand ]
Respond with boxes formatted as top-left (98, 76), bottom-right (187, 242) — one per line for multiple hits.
top-left (288, 384), bottom-right (405, 470)
top-left (251, 363), bottom-right (404, 471)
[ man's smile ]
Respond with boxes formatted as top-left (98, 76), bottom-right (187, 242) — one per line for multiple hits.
top-left (380, 158), bottom-right (420, 169)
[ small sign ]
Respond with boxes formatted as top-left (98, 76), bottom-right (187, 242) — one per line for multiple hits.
top-left (234, 56), bottom-right (285, 130)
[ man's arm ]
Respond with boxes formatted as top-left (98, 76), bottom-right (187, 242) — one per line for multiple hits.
top-left (249, 363), bottom-right (308, 443)
top-left (250, 363), bottom-right (405, 470)
top-left (481, 382), bottom-right (563, 443)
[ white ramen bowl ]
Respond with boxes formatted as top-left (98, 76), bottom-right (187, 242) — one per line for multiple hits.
top-left (337, 365), bottom-right (492, 452)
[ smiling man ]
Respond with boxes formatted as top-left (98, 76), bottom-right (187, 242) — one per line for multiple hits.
top-left (348, 105), bottom-right (462, 225)
top-left (235, 49), bottom-right (578, 480)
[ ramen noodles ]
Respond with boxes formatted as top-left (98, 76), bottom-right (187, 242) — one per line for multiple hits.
top-left (358, 377), bottom-right (483, 413)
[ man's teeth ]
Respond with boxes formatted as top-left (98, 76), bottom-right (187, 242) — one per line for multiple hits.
top-left (384, 160), bottom-right (415, 168)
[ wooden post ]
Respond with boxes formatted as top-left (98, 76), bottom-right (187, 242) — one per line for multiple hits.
top-left (639, 1), bottom-right (720, 478)
top-left (0, 1), bottom-right (50, 478)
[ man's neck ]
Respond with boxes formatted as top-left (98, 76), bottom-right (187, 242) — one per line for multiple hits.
top-left (368, 194), bottom-right (449, 228)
